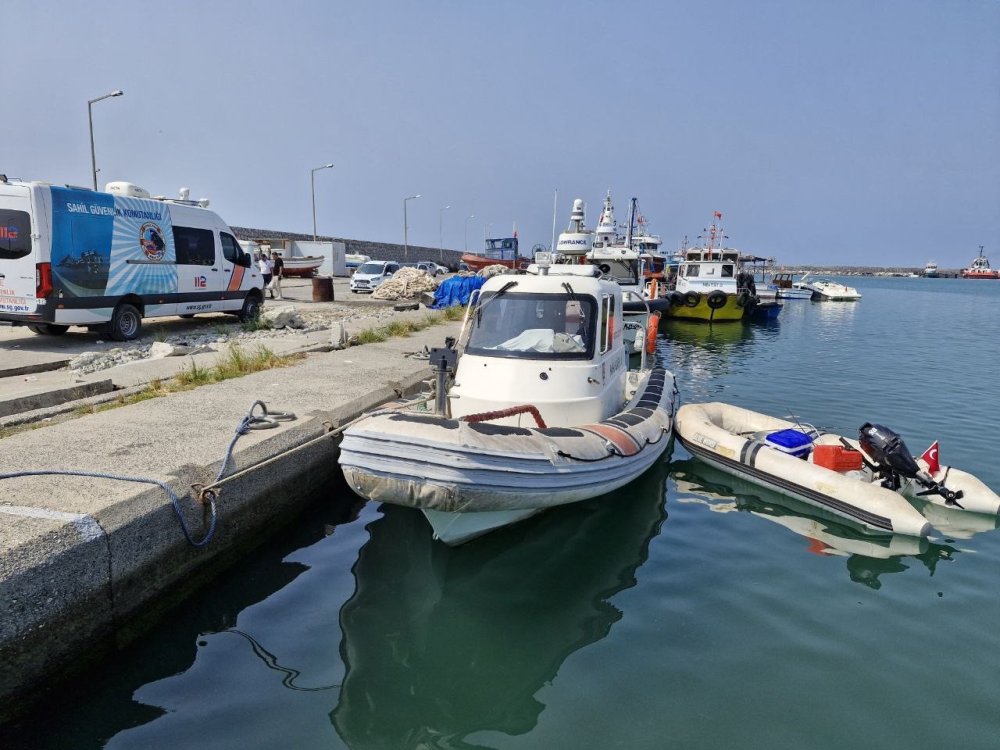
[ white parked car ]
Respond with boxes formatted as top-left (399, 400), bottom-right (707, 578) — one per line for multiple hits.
top-left (350, 260), bottom-right (400, 293)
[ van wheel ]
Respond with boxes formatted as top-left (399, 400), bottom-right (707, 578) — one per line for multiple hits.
top-left (28, 323), bottom-right (69, 336)
top-left (106, 303), bottom-right (142, 341)
top-left (238, 293), bottom-right (262, 323)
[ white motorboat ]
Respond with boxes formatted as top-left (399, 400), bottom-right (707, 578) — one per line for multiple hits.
top-left (796, 273), bottom-right (861, 301)
top-left (923, 261), bottom-right (939, 278)
top-left (339, 256), bottom-right (677, 544)
top-left (674, 402), bottom-right (1000, 538)
top-left (280, 254), bottom-right (324, 277)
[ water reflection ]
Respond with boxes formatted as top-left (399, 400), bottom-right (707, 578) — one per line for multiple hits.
top-left (331, 460), bottom-right (669, 748)
top-left (669, 459), bottom-right (957, 589)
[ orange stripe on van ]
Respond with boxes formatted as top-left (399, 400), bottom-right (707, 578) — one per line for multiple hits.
top-left (227, 264), bottom-right (245, 292)
top-left (581, 423), bottom-right (641, 456)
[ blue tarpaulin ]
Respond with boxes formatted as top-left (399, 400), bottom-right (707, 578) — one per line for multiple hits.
top-left (430, 274), bottom-right (486, 308)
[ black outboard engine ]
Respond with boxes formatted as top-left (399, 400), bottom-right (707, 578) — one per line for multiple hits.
top-left (858, 423), bottom-right (964, 507)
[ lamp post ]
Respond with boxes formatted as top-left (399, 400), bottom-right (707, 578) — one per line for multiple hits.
top-left (464, 214), bottom-right (475, 252)
top-left (310, 163), bottom-right (334, 241)
top-left (438, 205), bottom-right (451, 262)
top-left (88, 90), bottom-right (123, 190)
top-left (403, 194), bottom-right (421, 260)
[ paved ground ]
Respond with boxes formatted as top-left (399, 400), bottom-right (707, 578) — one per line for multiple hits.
top-left (0, 275), bottom-right (462, 718)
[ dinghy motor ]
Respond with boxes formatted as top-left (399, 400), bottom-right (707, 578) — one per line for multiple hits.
top-left (858, 423), bottom-right (964, 507)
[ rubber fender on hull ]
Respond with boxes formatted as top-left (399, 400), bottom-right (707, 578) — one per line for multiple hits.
top-left (683, 291), bottom-right (701, 307)
top-left (669, 291), bottom-right (685, 307)
top-left (706, 290), bottom-right (727, 310)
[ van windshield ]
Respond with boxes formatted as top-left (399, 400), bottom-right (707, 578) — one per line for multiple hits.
top-left (357, 262), bottom-right (386, 274)
top-left (0, 209), bottom-right (32, 260)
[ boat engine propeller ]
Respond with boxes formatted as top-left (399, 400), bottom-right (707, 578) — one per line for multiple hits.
top-left (858, 423), bottom-right (964, 508)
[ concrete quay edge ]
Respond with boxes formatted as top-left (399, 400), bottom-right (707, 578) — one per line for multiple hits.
top-left (0, 321), bottom-right (457, 722)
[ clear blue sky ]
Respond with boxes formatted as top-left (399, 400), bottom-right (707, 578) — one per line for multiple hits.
top-left (3, 0), bottom-right (997, 266)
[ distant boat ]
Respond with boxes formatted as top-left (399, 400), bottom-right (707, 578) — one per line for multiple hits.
top-left (961, 246), bottom-right (998, 280)
top-left (768, 271), bottom-right (812, 299)
top-left (923, 261), bottom-right (939, 278)
top-left (281, 255), bottom-right (324, 277)
top-left (461, 236), bottom-right (526, 271)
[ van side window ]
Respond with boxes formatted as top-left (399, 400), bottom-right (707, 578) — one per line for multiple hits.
top-left (220, 233), bottom-right (241, 264)
top-left (173, 226), bottom-right (215, 265)
top-left (0, 209), bottom-right (32, 260)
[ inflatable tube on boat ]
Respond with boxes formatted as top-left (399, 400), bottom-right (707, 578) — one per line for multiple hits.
top-left (683, 291), bottom-right (701, 308)
top-left (706, 290), bottom-right (727, 310)
top-left (674, 402), bottom-right (932, 537)
top-left (340, 369), bottom-right (677, 515)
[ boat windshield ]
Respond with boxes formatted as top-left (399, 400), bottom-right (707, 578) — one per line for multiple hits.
top-left (465, 292), bottom-right (597, 360)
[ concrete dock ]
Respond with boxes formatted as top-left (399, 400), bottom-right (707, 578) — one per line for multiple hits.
top-left (0, 278), bottom-right (461, 720)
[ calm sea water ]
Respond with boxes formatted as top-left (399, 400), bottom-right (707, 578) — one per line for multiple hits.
top-left (5, 276), bottom-right (1000, 749)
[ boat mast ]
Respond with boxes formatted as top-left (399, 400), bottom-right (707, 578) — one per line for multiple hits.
top-left (626, 197), bottom-right (637, 250)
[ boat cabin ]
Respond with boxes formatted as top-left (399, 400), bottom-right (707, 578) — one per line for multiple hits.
top-left (451, 266), bottom-right (629, 427)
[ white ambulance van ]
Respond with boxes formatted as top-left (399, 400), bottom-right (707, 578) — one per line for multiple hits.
top-left (0, 179), bottom-right (263, 341)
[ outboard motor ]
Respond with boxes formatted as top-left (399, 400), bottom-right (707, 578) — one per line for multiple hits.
top-left (859, 423), bottom-right (964, 507)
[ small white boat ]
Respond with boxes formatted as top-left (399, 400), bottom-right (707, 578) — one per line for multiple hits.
top-left (339, 256), bottom-right (677, 544)
top-left (768, 272), bottom-right (813, 299)
top-left (797, 273), bottom-right (861, 301)
top-left (281, 254), bottom-right (324, 277)
top-left (675, 402), bottom-right (1000, 538)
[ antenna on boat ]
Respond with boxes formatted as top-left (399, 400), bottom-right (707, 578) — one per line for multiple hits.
top-left (550, 189), bottom-right (558, 252)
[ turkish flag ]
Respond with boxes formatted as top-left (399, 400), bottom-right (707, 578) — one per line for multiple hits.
top-left (920, 441), bottom-right (941, 475)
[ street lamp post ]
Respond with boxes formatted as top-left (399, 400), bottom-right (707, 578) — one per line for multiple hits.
top-left (310, 163), bottom-right (334, 241)
top-left (438, 205), bottom-right (451, 262)
top-left (403, 194), bottom-right (421, 260)
top-left (464, 214), bottom-right (475, 252)
top-left (88, 90), bottom-right (124, 190)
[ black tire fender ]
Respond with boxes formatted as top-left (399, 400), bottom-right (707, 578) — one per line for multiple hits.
top-left (683, 291), bottom-right (701, 307)
top-left (707, 290), bottom-right (728, 310)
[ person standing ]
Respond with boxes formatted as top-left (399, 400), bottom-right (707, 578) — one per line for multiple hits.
top-left (270, 251), bottom-right (284, 300)
top-left (258, 253), bottom-right (273, 297)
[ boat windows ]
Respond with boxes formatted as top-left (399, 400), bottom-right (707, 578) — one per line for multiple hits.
top-left (599, 294), bottom-right (613, 353)
top-left (683, 264), bottom-right (699, 277)
top-left (465, 292), bottom-right (596, 359)
top-left (173, 226), bottom-right (215, 266)
top-left (0, 208), bottom-right (32, 260)
top-left (722, 264), bottom-right (734, 277)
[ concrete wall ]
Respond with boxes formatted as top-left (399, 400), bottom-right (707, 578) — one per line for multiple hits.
top-left (232, 226), bottom-right (465, 271)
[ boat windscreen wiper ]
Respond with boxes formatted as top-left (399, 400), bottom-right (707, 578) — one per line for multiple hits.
top-left (475, 280), bottom-right (518, 326)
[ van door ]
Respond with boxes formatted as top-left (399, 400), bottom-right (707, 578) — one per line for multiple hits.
top-left (220, 231), bottom-right (252, 310)
top-left (173, 224), bottom-right (220, 315)
top-left (0, 191), bottom-right (39, 317)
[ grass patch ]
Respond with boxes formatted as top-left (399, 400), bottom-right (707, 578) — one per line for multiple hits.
top-left (240, 315), bottom-right (272, 333)
top-left (355, 306), bottom-right (467, 344)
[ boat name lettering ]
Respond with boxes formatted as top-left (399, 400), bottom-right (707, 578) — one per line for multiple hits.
top-left (693, 433), bottom-right (718, 449)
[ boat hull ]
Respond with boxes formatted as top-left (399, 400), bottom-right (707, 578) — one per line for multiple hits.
top-left (675, 402), bottom-right (933, 537)
top-left (339, 369), bottom-right (677, 544)
top-left (282, 255), bottom-right (324, 276)
top-left (460, 252), bottom-right (525, 271)
top-left (664, 292), bottom-right (745, 322)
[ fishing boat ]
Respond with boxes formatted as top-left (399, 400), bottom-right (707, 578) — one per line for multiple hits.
top-left (665, 212), bottom-right (758, 322)
top-left (768, 271), bottom-right (813, 299)
top-left (675, 402), bottom-right (1000, 537)
top-left (961, 246), bottom-right (998, 279)
top-left (338, 254), bottom-right (677, 545)
top-left (280, 254), bottom-right (324, 277)
top-left (460, 236), bottom-right (526, 271)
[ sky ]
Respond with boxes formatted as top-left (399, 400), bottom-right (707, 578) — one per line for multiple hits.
top-left (3, 0), bottom-right (998, 267)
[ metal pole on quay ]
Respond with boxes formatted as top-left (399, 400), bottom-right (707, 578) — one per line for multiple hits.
top-left (403, 194), bottom-right (421, 260)
top-left (88, 89), bottom-right (124, 190)
top-left (439, 204), bottom-right (451, 263)
top-left (310, 163), bottom-right (334, 241)
top-left (464, 214), bottom-right (475, 252)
